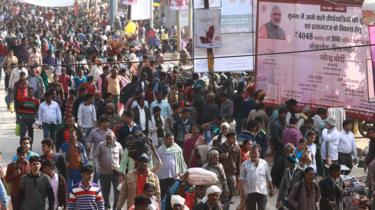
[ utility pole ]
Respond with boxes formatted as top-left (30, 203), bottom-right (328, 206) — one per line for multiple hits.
top-left (176, 9), bottom-right (181, 52)
top-left (188, 0), bottom-right (193, 38)
top-left (150, 0), bottom-right (154, 29)
top-left (110, 0), bottom-right (117, 25)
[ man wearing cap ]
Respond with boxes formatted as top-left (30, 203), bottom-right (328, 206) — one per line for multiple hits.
top-left (94, 130), bottom-right (123, 210)
top-left (193, 185), bottom-right (223, 210)
top-left (321, 117), bottom-right (340, 167)
top-left (117, 153), bottom-right (161, 210)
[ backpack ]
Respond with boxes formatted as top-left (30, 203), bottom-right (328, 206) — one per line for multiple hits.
top-left (120, 82), bottom-right (137, 104)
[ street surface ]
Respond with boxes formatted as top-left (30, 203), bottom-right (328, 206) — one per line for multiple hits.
top-left (0, 82), bottom-right (369, 210)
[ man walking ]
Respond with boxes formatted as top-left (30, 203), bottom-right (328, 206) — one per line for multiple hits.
top-left (67, 165), bottom-right (105, 210)
top-left (18, 87), bottom-right (39, 145)
top-left (338, 119), bottom-right (357, 174)
top-left (287, 167), bottom-right (320, 210)
top-left (117, 153), bottom-right (161, 210)
top-left (321, 117), bottom-right (340, 168)
top-left (19, 156), bottom-right (54, 210)
top-left (41, 160), bottom-right (67, 210)
top-left (240, 144), bottom-right (274, 210)
top-left (41, 138), bottom-right (68, 180)
top-left (157, 133), bottom-right (187, 199)
top-left (60, 130), bottom-right (89, 191)
top-left (38, 91), bottom-right (62, 142)
top-left (94, 130), bottom-right (123, 209)
top-left (319, 164), bottom-right (346, 210)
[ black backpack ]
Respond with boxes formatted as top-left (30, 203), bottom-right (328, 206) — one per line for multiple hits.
top-left (120, 82), bottom-right (137, 104)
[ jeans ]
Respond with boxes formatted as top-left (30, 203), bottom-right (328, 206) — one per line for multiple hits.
top-left (100, 172), bottom-right (120, 209)
top-left (68, 169), bottom-right (82, 192)
top-left (20, 117), bottom-right (35, 145)
top-left (42, 122), bottom-right (58, 142)
top-left (4, 73), bottom-right (10, 91)
top-left (81, 127), bottom-right (93, 152)
top-left (246, 193), bottom-right (267, 210)
top-left (160, 178), bottom-right (176, 200)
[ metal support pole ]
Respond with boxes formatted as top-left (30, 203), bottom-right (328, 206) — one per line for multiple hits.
top-left (176, 10), bottom-right (181, 52)
top-left (110, 0), bottom-right (117, 26)
top-left (150, 0), bottom-right (154, 29)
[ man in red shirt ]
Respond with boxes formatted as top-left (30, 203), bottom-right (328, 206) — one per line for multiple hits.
top-left (19, 87), bottom-right (39, 144)
top-left (58, 68), bottom-right (71, 98)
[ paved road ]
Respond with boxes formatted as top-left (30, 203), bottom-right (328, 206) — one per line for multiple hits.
top-left (0, 82), bottom-right (368, 210)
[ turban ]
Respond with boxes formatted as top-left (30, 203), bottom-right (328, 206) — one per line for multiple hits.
top-left (206, 185), bottom-right (222, 195)
top-left (171, 195), bottom-right (185, 207)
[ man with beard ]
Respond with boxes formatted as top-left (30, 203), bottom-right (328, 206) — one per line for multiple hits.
top-left (259, 6), bottom-right (286, 40)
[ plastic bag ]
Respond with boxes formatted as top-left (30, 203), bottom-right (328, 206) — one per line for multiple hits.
top-left (186, 167), bottom-right (218, 186)
top-left (8, 102), bottom-right (14, 113)
top-left (15, 123), bottom-right (21, 136)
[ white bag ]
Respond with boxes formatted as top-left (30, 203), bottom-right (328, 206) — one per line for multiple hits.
top-left (187, 167), bottom-right (218, 186)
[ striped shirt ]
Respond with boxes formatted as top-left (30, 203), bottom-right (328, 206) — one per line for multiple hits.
top-left (67, 182), bottom-right (104, 210)
top-left (18, 97), bottom-right (39, 119)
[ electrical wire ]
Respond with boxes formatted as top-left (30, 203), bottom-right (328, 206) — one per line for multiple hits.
top-left (7, 42), bottom-right (375, 68)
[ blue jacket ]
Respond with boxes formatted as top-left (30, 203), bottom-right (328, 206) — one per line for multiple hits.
top-left (59, 142), bottom-right (89, 167)
top-left (0, 180), bottom-right (7, 208)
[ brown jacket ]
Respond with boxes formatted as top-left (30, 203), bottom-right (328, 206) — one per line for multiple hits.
top-left (218, 142), bottom-right (241, 177)
top-left (5, 160), bottom-right (30, 198)
top-left (116, 169), bottom-right (160, 209)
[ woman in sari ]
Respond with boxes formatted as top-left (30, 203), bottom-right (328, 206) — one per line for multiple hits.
top-left (183, 125), bottom-right (205, 168)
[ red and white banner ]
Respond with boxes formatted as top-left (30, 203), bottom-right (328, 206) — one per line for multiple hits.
top-left (18, 0), bottom-right (74, 7)
top-left (256, 0), bottom-right (375, 119)
top-left (122, 0), bottom-right (138, 5)
top-left (169, 0), bottom-right (189, 10)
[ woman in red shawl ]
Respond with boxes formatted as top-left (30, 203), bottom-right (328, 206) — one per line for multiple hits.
top-left (183, 125), bottom-right (205, 168)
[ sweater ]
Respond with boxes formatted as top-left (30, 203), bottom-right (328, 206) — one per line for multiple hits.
top-left (19, 172), bottom-right (54, 210)
top-left (67, 182), bottom-right (104, 210)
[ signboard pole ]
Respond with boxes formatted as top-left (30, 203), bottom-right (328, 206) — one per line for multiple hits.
top-left (204, 0), bottom-right (215, 91)
top-left (150, 0), bottom-right (154, 29)
top-left (110, 0), bottom-right (117, 25)
top-left (177, 10), bottom-right (181, 52)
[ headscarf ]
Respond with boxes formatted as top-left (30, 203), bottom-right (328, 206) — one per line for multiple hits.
top-left (201, 185), bottom-right (222, 204)
top-left (171, 195), bottom-right (185, 207)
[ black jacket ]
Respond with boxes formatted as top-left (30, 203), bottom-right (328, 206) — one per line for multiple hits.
top-left (57, 174), bottom-right (67, 208)
top-left (132, 105), bottom-right (151, 133)
top-left (41, 153), bottom-right (68, 180)
top-left (319, 177), bottom-right (345, 210)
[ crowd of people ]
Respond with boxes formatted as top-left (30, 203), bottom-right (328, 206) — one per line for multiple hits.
top-left (0, 1), bottom-right (374, 210)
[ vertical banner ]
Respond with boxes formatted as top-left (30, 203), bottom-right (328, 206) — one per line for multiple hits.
top-left (256, 0), bottom-right (375, 119)
top-left (368, 25), bottom-right (375, 102)
top-left (169, 0), bottom-right (189, 10)
top-left (193, 0), bottom-right (255, 72)
top-left (131, 0), bottom-right (151, 20)
top-left (194, 9), bottom-right (222, 48)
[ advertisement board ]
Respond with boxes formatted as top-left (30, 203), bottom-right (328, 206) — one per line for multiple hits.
top-left (193, 0), bottom-right (255, 72)
top-left (256, 0), bottom-right (375, 119)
